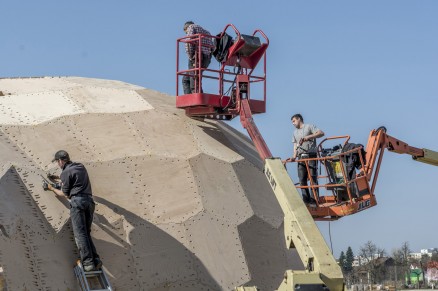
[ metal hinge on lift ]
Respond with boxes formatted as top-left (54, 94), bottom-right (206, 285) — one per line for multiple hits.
top-left (73, 260), bottom-right (113, 291)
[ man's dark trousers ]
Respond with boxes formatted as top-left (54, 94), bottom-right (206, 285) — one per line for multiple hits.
top-left (297, 157), bottom-right (319, 202)
top-left (70, 195), bottom-right (99, 268)
top-left (182, 53), bottom-right (211, 94)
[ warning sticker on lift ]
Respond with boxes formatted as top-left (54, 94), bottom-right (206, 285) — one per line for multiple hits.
top-left (265, 167), bottom-right (277, 191)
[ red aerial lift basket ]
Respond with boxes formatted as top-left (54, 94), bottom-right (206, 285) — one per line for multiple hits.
top-left (176, 24), bottom-right (269, 120)
top-left (285, 135), bottom-right (377, 221)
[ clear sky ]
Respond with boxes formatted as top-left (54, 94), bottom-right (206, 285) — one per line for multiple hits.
top-left (2, 1), bottom-right (438, 258)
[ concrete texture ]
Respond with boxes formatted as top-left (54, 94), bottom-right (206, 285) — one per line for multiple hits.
top-left (0, 77), bottom-right (302, 290)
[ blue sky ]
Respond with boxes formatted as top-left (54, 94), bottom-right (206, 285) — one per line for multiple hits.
top-left (2, 1), bottom-right (438, 258)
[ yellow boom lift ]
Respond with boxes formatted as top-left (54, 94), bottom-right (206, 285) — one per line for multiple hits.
top-left (176, 24), bottom-right (438, 290)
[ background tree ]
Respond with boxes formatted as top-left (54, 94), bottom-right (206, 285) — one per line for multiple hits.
top-left (421, 254), bottom-right (430, 266)
top-left (432, 251), bottom-right (438, 262)
top-left (359, 241), bottom-right (386, 284)
top-left (392, 247), bottom-right (404, 288)
top-left (339, 251), bottom-right (346, 272)
top-left (345, 247), bottom-right (355, 285)
top-left (345, 247), bottom-right (354, 273)
top-left (400, 242), bottom-right (411, 285)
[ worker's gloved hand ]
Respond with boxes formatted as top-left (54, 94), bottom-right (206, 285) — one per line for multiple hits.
top-left (42, 181), bottom-right (56, 191)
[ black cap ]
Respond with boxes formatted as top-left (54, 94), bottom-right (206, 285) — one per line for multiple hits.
top-left (52, 150), bottom-right (70, 162)
top-left (183, 21), bottom-right (194, 31)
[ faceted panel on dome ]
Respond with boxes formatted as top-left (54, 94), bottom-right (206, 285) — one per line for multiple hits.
top-left (66, 76), bottom-right (144, 90)
top-left (217, 121), bottom-right (264, 169)
top-left (86, 156), bottom-right (203, 223)
top-left (126, 110), bottom-right (199, 159)
top-left (89, 197), bottom-right (220, 290)
top-left (89, 215), bottom-right (141, 290)
top-left (232, 159), bottom-right (283, 227)
top-left (136, 89), bottom-right (180, 114)
top-left (190, 119), bottom-right (244, 163)
top-left (0, 77), bottom-right (79, 95)
top-left (237, 215), bottom-right (304, 290)
top-left (184, 211), bottom-right (250, 289)
top-left (0, 91), bottom-right (83, 125)
top-left (15, 165), bottom-right (70, 232)
top-left (68, 113), bottom-right (147, 161)
top-left (1, 118), bottom-right (95, 168)
top-left (64, 86), bottom-right (153, 113)
top-left (0, 167), bottom-right (77, 290)
top-left (121, 156), bottom-right (203, 224)
top-left (189, 154), bottom-right (253, 225)
top-left (0, 130), bottom-right (34, 170)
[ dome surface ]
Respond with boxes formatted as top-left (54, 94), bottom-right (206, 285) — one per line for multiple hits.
top-left (0, 77), bottom-right (301, 290)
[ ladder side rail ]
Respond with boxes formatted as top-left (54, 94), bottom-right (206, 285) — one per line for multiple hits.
top-left (74, 265), bottom-right (92, 291)
top-left (100, 268), bottom-right (114, 291)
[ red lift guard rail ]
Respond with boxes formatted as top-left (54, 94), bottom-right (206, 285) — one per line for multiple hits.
top-left (285, 136), bottom-right (375, 221)
top-left (284, 127), bottom-right (433, 221)
top-left (176, 24), bottom-right (269, 120)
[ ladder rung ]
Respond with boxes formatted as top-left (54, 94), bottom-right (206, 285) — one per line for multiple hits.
top-left (84, 271), bottom-right (102, 277)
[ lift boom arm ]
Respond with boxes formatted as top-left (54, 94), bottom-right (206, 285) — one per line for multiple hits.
top-left (239, 98), bottom-right (273, 160)
top-left (364, 127), bottom-right (438, 193)
top-left (238, 95), bottom-right (344, 291)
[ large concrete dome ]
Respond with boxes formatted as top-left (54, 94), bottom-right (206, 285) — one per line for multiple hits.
top-left (0, 77), bottom-right (301, 290)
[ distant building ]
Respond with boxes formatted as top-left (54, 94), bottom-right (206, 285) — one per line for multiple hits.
top-left (409, 248), bottom-right (438, 259)
top-left (355, 257), bottom-right (394, 284)
top-left (409, 253), bottom-right (423, 259)
top-left (421, 248), bottom-right (438, 257)
top-left (352, 254), bottom-right (382, 267)
top-left (352, 256), bottom-right (361, 267)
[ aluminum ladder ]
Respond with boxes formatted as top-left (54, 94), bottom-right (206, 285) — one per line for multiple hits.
top-left (73, 260), bottom-right (113, 291)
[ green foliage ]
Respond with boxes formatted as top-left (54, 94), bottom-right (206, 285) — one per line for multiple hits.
top-left (339, 251), bottom-right (346, 271)
top-left (345, 246), bottom-right (354, 273)
top-left (339, 247), bottom-right (355, 274)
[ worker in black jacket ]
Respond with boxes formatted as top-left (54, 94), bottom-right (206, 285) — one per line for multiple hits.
top-left (45, 150), bottom-right (101, 272)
